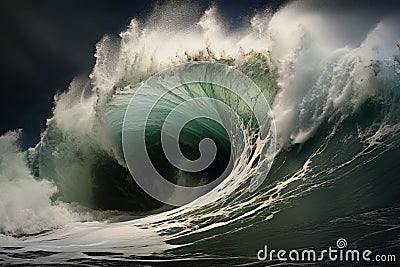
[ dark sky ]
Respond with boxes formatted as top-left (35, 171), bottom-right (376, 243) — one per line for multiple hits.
top-left (0, 0), bottom-right (286, 149)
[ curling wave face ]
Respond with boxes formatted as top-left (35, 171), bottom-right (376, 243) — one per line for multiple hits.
top-left (1, 1), bottom-right (400, 265)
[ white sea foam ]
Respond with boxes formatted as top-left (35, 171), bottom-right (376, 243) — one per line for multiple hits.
top-left (0, 131), bottom-right (76, 235)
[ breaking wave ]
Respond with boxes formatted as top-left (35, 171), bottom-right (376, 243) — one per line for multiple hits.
top-left (1, 1), bottom-right (400, 265)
